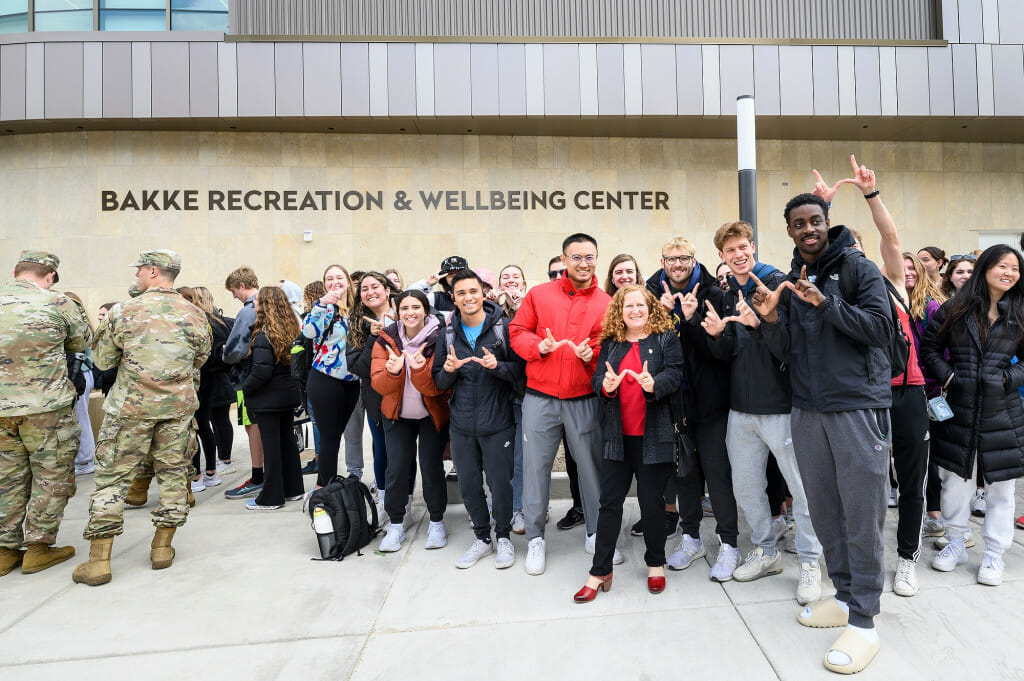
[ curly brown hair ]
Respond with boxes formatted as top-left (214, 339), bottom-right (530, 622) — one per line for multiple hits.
top-left (598, 284), bottom-right (673, 343)
top-left (250, 286), bottom-right (300, 363)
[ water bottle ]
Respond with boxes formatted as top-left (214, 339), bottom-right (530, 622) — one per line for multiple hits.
top-left (312, 505), bottom-right (335, 558)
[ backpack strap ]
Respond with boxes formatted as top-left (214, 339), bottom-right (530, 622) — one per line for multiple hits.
top-left (360, 482), bottom-right (380, 538)
top-left (337, 478), bottom-right (365, 558)
top-left (836, 251), bottom-right (862, 304)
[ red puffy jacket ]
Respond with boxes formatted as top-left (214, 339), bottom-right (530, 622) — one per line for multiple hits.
top-left (509, 275), bottom-right (610, 399)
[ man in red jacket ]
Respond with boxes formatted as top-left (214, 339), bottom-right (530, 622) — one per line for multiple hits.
top-left (510, 233), bottom-right (613, 575)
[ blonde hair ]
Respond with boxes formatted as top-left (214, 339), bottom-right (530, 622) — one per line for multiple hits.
top-left (713, 221), bottom-right (754, 252)
top-left (903, 252), bottom-right (946, 320)
top-left (598, 285), bottom-right (673, 343)
top-left (661, 237), bottom-right (695, 258)
top-left (191, 286), bottom-right (227, 328)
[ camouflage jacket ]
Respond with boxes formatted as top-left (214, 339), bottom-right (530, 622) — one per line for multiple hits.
top-left (0, 278), bottom-right (93, 417)
top-left (94, 287), bottom-right (212, 419)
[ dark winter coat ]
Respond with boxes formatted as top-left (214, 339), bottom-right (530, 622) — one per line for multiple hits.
top-left (756, 225), bottom-right (893, 412)
top-left (431, 301), bottom-right (525, 437)
top-left (347, 320), bottom-right (384, 425)
top-left (920, 299), bottom-right (1024, 483)
top-left (239, 331), bottom-right (302, 412)
top-left (644, 266), bottom-right (730, 424)
top-left (591, 331), bottom-right (684, 465)
top-left (200, 312), bottom-right (236, 408)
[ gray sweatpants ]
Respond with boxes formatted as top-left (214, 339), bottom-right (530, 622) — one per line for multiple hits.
top-left (344, 393), bottom-right (365, 479)
top-left (522, 394), bottom-right (602, 540)
top-left (791, 407), bottom-right (889, 629)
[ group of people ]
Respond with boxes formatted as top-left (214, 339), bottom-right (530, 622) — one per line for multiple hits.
top-left (2, 156), bottom-right (1024, 675)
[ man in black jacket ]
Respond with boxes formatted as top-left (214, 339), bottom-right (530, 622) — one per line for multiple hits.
top-left (702, 221), bottom-right (823, 606)
top-left (433, 270), bottom-right (525, 570)
top-left (645, 237), bottom-right (739, 582)
top-left (748, 191), bottom-right (892, 674)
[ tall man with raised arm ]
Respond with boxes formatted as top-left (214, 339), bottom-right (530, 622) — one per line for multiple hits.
top-left (510, 233), bottom-right (614, 576)
top-left (747, 182), bottom-right (893, 674)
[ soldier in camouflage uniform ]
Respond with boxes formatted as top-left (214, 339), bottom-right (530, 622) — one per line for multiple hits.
top-left (0, 251), bottom-right (92, 577)
top-left (73, 250), bottom-right (211, 586)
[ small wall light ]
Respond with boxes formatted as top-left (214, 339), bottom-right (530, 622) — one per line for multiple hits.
top-left (303, 230), bottom-right (313, 242)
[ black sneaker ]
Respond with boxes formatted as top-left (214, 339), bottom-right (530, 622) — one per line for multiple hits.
top-left (446, 465), bottom-right (458, 481)
top-left (300, 458), bottom-right (318, 475)
top-left (664, 511), bottom-right (680, 539)
top-left (556, 507), bottom-right (585, 530)
top-left (630, 519), bottom-right (644, 536)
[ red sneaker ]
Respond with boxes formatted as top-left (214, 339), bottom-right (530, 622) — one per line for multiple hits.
top-left (1015, 515), bottom-right (1024, 530)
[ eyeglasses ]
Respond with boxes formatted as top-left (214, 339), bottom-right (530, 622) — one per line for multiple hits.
top-left (662, 255), bottom-right (694, 266)
top-left (548, 270), bottom-right (561, 280)
top-left (567, 254), bottom-right (597, 265)
top-left (949, 254), bottom-right (977, 263)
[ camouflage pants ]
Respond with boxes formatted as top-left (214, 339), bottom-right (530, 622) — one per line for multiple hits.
top-left (84, 414), bottom-right (192, 539)
top-left (132, 418), bottom-right (198, 481)
top-left (0, 405), bottom-right (80, 549)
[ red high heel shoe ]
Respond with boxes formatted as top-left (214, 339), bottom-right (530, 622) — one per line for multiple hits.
top-left (573, 573), bottom-right (613, 603)
top-left (648, 575), bottom-right (666, 594)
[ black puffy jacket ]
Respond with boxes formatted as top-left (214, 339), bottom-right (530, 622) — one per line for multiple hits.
top-left (239, 331), bottom-right (302, 413)
top-left (920, 300), bottom-right (1024, 483)
top-left (431, 301), bottom-right (525, 436)
top-left (347, 320), bottom-right (384, 425)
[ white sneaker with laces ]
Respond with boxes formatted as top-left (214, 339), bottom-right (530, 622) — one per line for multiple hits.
top-left (379, 524), bottom-right (405, 552)
top-left (934, 529), bottom-right (975, 549)
top-left (511, 510), bottom-right (526, 535)
top-left (971, 489), bottom-right (986, 516)
top-left (525, 537), bottom-right (546, 575)
top-left (190, 477), bottom-right (205, 493)
top-left (583, 533), bottom-right (623, 564)
top-left (709, 542), bottom-right (740, 582)
top-left (215, 460), bottom-right (235, 475)
top-left (977, 554), bottom-right (1004, 586)
top-left (495, 538), bottom-right (515, 569)
top-left (455, 538), bottom-right (493, 568)
top-left (921, 517), bottom-right (945, 537)
top-left (893, 556), bottom-right (919, 596)
top-left (667, 534), bottom-right (706, 570)
top-left (202, 471), bottom-right (222, 487)
top-left (932, 538), bottom-right (968, 572)
top-left (424, 520), bottom-right (448, 549)
top-left (797, 561), bottom-right (822, 605)
top-left (733, 547), bottom-right (783, 582)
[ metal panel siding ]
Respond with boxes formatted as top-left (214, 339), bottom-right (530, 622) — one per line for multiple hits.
top-left (895, 46), bottom-right (929, 115)
top-left (217, 42), bottom-right (238, 117)
top-left (837, 45), bottom-right (856, 115)
top-left (543, 43), bottom-right (580, 115)
top-left (976, 43), bottom-right (994, 115)
top-left (84, 43), bottom-right (102, 119)
top-left (387, 43), bottom-right (416, 116)
top-left (130, 43), bottom-right (152, 119)
top-left (1, 44), bottom-right (27, 121)
top-left (44, 43), bottom-right (84, 119)
top-left (854, 46), bottom-right (881, 115)
top-left (368, 42), bottom-right (388, 116)
top-left (415, 42), bottom-right (435, 116)
top-left (811, 45), bottom-right (839, 116)
top-left (992, 44), bottom-right (1024, 115)
top-left (578, 43), bottom-right (598, 116)
top-left (718, 44), bottom-right (753, 116)
top-left (233, 0), bottom-right (938, 41)
top-left (941, 0), bottom-right (960, 42)
top-left (879, 46), bottom-right (898, 115)
top-left (303, 43), bottom-right (341, 116)
top-left (103, 43), bottom-right (133, 118)
top-left (998, 0), bottom-right (1024, 44)
top-left (778, 45), bottom-right (812, 115)
top-left (623, 44), bottom-right (642, 116)
top-left (752, 44), bottom-right (780, 115)
top-left (596, 43), bottom-right (625, 116)
top-left (700, 44), bottom-right (720, 115)
top-left (341, 42), bottom-right (370, 116)
top-left (26, 43), bottom-right (44, 120)
top-left (150, 42), bottom-right (190, 118)
top-left (470, 43), bottom-right (499, 116)
top-left (641, 44), bottom-right (676, 115)
top-left (497, 43), bottom-right (526, 115)
top-left (951, 43), bottom-right (979, 114)
top-left (235, 42), bottom-right (274, 117)
top-left (274, 43), bottom-right (303, 117)
top-left (433, 43), bottom-right (471, 116)
top-left (524, 43), bottom-right (543, 115)
top-left (189, 42), bottom-right (219, 118)
top-left (927, 46), bottom-right (954, 115)
top-left (958, 0), bottom-right (984, 43)
top-left (981, 0), bottom-right (999, 43)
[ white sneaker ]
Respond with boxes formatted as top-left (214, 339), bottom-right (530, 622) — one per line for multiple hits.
top-left (379, 524), bottom-right (405, 552)
top-left (709, 542), bottom-right (740, 582)
top-left (934, 529), bottom-right (975, 549)
top-left (190, 477), bottom-right (205, 493)
top-left (424, 520), bottom-right (448, 549)
top-left (202, 471), bottom-right (222, 487)
top-left (583, 533), bottom-right (623, 564)
top-left (215, 460), bottom-right (235, 475)
top-left (511, 510), bottom-right (525, 535)
top-left (970, 489), bottom-right (986, 517)
top-left (977, 554), bottom-right (1004, 586)
top-left (667, 534), bottom-right (706, 570)
top-left (455, 538), bottom-right (493, 568)
top-left (525, 537), bottom-right (546, 575)
top-left (797, 561), bottom-right (822, 605)
top-left (732, 547), bottom-right (782, 582)
top-left (893, 556), bottom-right (919, 596)
top-left (495, 538), bottom-right (515, 569)
top-left (932, 538), bottom-right (968, 572)
top-left (75, 461), bottom-right (95, 476)
top-left (921, 517), bottom-right (945, 537)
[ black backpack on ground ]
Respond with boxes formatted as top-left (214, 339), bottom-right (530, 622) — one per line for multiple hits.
top-left (306, 475), bottom-right (380, 561)
top-left (837, 253), bottom-right (909, 380)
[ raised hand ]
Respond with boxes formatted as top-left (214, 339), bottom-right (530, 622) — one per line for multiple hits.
top-left (660, 282), bottom-right (676, 311)
top-left (678, 283), bottom-right (700, 321)
top-left (363, 315), bottom-right (384, 336)
top-left (406, 349), bottom-right (427, 370)
top-left (837, 153), bottom-right (876, 195)
top-left (812, 169), bottom-right (844, 204)
top-left (791, 265), bottom-right (826, 307)
top-left (701, 299), bottom-right (727, 337)
top-left (630, 361), bottom-right (655, 393)
top-left (320, 288), bottom-right (343, 307)
top-left (602, 361), bottom-right (629, 393)
top-left (748, 272), bottom-right (784, 322)
top-left (443, 347), bottom-right (473, 373)
top-left (573, 337), bottom-right (594, 363)
top-left (385, 346), bottom-right (404, 375)
top-left (733, 294), bottom-right (760, 328)
top-left (539, 328), bottom-right (575, 355)
top-left (426, 272), bottom-right (441, 287)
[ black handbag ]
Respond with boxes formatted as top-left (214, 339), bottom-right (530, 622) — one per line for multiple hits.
top-left (673, 417), bottom-right (697, 478)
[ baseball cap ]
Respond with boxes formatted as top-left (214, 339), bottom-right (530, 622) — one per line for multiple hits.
top-left (18, 250), bottom-right (60, 282)
top-left (439, 255), bottom-right (469, 274)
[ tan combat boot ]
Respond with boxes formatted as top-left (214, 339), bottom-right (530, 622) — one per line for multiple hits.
top-left (151, 527), bottom-right (176, 569)
top-left (0, 547), bottom-right (25, 576)
top-left (72, 537), bottom-right (114, 586)
top-left (187, 487), bottom-right (195, 508)
top-left (125, 475), bottom-right (153, 507)
top-left (22, 543), bottom-right (76, 574)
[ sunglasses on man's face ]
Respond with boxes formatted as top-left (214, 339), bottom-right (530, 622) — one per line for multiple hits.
top-left (548, 270), bottom-right (562, 280)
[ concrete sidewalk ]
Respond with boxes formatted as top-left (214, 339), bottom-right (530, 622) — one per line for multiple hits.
top-left (1, 428), bottom-right (1023, 681)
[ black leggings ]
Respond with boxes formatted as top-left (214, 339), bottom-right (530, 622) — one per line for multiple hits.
top-left (306, 370), bottom-right (361, 488)
top-left (250, 409), bottom-right (304, 506)
top-left (194, 399), bottom-right (233, 473)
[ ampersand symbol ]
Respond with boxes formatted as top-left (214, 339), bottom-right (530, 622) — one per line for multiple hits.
top-left (393, 191), bottom-right (412, 210)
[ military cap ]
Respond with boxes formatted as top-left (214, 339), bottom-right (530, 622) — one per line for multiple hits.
top-left (130, 249), bottom-right (182, 271)
top-left (18, 250), bottom-right (61, 282)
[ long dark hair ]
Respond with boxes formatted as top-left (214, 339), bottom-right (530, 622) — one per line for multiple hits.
top-left (939, 244), bottom-right (1024, 343)
top-left (348, 272), bottom-right (393, 351)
